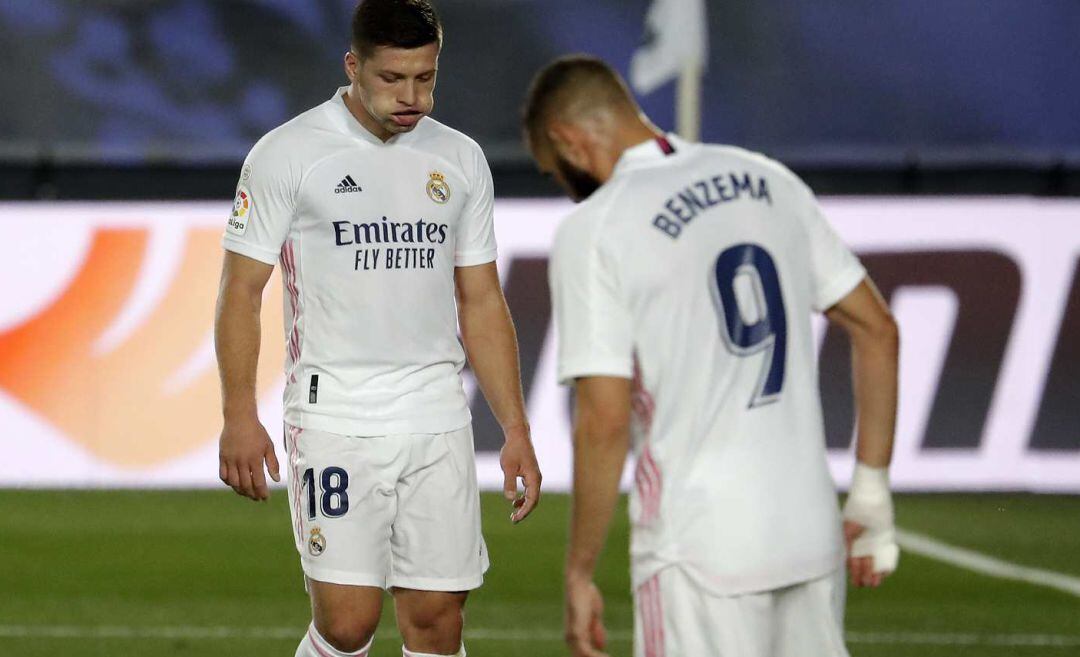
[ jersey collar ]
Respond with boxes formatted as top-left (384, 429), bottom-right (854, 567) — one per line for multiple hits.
top-left (611, 133), bottom-right (685, 178)
top-left (329, 86), bottom-right (420, 146)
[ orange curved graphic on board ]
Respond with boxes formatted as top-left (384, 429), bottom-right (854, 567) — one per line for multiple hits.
top-left (0, 228), bottom-right (285, 467)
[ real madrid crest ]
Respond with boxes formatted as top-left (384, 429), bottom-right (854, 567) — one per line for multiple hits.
top-left (426, 171), bottom-right (450, 204)
top-left (308, 526), bottom-right (326, 557)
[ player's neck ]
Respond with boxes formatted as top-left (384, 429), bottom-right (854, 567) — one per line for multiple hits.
top-left (342, 90), bottom-right (395, 143)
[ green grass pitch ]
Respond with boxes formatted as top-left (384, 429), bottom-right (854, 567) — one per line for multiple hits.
top-left (1, 490), bottom-right (1078, 656)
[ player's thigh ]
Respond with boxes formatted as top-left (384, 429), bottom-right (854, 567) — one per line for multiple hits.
top-left (388, 426), bottom-right (488, 591)
top-left (774, 569), bottom-right (850, 657)
top-left (634, 567), bottom-right (772, 657)
top-left (284, 424), bottom-right (399, 587)
top-left (308, 578), bottom-right (385, 645)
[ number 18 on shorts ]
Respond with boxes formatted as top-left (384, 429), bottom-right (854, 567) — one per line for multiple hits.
top-left (283, 424), bottom-right (489, 591)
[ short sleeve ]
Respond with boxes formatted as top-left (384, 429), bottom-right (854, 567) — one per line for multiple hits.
top-left (221, 137), bottom-right (298, 266)
top-left (549, 218), bottom-right (634, 385)
top-left (455, 145), bottom-right (498, 267)
top-left (802, 190), bottom-right (865, 311)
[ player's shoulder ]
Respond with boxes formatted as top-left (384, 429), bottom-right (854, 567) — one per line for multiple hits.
top-left (552, 180), bottom-right (628, 258)
top-left (245, 100), bottom-right (340, 167)
top-left (699, 143), bottom-right (803, 184)
top-left (695, 142), bottom-right (813, 200)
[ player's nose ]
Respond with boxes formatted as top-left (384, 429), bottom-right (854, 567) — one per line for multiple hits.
top-left (398, 80), bottom-right (418, 107)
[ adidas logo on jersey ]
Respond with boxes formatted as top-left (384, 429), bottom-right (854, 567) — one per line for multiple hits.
top-left (335, 175), bottom-right (362, 194)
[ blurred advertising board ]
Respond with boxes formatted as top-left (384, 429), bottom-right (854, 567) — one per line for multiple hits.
top-left (1, 198), bottom-right (1077, 491)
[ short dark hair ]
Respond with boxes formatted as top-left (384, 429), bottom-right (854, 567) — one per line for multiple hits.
top-left (522, 55), bottom-right (635, 151)
top-left (351, 0), bottom-right (442, 58)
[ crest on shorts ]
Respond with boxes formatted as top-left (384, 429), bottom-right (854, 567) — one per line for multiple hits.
top-left (308, 526), bottom-right (327, 557)
top-left (426, 171), bottom-right (450, 204)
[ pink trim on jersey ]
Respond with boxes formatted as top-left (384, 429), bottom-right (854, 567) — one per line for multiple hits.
top-left (281, 240), bottom-right (302, 384)
top-left (632, 353), bottom-right (662, 525)
top-left (638, 574), bottom-right (666, 657)
top-left (635, 445), bottom-right (663, 525)
top-left (287, 424), bottom-right (304, 547)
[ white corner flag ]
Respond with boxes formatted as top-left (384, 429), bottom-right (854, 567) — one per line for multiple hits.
top-left (629, 0), bottom-right (708, 96)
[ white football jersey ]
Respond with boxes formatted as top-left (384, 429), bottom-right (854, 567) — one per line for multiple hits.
top-left (223, 87), bottom-right (497, 436)
top-left (550, 135), bottom-right (865, 596)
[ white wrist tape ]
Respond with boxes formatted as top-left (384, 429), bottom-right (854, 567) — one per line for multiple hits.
top-left (842, 463), bottom-right (900, 573)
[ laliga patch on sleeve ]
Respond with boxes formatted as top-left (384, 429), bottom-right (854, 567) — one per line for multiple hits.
top-left (227, 185), bottom-right (253, 236)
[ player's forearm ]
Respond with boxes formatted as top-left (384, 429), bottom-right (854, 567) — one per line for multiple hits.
top-left (850, 318), bottom-right (899, 468)
top-left (214, 283), bottom-right (263, 423)
top-left (566, 403), bottom-right (631, 578)
top-left (459, 292), bottom-right (529, 433)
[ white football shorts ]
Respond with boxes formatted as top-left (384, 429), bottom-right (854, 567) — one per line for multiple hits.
top-left (634, 566), bottom-right (849, 657)
top-left (283, 423), bottom-right (489, 591)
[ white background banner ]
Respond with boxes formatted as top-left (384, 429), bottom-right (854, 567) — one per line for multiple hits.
top-left (1, 199), bottom-right (1077, 491)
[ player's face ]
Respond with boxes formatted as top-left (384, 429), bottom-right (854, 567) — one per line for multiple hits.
top-left (345, 43), bottom-right (439, 141)
top-left (530, 134), bottom-right (602, 203)
top-left (553, 153), bottom-right (602, 202)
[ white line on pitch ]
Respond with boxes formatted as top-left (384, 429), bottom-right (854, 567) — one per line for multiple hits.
top-left (896, 528), bottom-right (1080, 598)
top-left (1, 626), bottom-right (1080, 646)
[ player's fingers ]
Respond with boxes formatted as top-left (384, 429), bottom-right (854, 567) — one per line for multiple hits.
top-left (513, 471), bottom-right (541, 523)
top-left (591, 615), bottom-right (608, 651)
top-left (237, 464), bottom-right (256, 500)
top-left (264, 443), bottom-right (281, 483)
top-left (224, 461), bottom-right (241, 494)
top-left (250, 460), bottom-right (269, 501)
top-left (854, 556), bottom-right (874, 587)
top-left (843, 520), bottom-right (864, 553)
top-left (503, 468), bottom-right (517, 501)
top-left (567, 630), bottom-right (606, 657)
top-left (219, 459), bottom-right (229, 485)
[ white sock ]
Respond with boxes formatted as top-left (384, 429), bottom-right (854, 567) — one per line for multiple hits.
top-left (295, 623), bottom-right (373, 657)
top-left (402, 644), bottom-right (466, 657)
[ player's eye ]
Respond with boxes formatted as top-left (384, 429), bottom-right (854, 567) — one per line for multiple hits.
top-left (380, 74), bottom-right (397, 83)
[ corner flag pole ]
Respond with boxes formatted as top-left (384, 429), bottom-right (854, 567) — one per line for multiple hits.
top-left (676, 58), bottom-right (703, 142)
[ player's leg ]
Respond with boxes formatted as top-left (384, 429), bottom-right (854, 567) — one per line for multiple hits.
top-left (284, 425), bottom-right (404, 655)
top-left (392, 588), bottom-right (468, 655)
top-left (634, 566), bottom-right (773, 657)
top-left (774, 568), bottom-right (850, 657)
top-left (296, 581), bottom-right (383, 656)
top-left (388, 426), bottom-right (488, 655)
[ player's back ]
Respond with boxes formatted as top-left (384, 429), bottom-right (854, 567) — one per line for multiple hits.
top-left (550, 136), bottom-right (865, 595)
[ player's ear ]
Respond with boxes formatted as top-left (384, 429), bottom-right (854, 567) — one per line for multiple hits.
top-left (548, 122), bottom-right (589, 170)
top-left (344, 49), bottom-right (360, 83)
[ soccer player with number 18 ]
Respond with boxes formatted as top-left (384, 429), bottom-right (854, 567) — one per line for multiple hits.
top-left (214, 2), bottom-right (541, 657)
top-left (523, 56), bottom-right (900, 657)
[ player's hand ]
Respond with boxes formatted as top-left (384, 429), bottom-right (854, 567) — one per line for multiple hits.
top-left (844, 521), bottom-right (891, 587)
top-left (843, 464), bottom-right (899, 587)
top-left (500, 424), bottom-right (541, 523)
top-left (565, 573), bottom-right (609, 657)
top-left (219, 417), bottom-right (280, 501)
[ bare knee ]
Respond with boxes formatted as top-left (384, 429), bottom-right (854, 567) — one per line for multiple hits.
top-left (395, 590), bottom-right (467, 653)
top-left (309, 580), bottom-right (382, 653)
top-left (315, 616), bottom-right (377, 653)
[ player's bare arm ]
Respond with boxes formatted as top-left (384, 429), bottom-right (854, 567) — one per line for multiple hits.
top-left (825, 277), bottom-right (900, 587)
top-left (454, 261), bottom-right (541, 523)
top-left (564, 375), bottom-right (632, 657)
top-left (214, 251), bottom-right (281, 501)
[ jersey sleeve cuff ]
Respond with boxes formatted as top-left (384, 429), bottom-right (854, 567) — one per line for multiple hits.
top-left (815, 264), bottom-right (866, 311)
top-left (454, 248), bottom-right (498, 267)
top-left (557, 358), bottom-right (634, 387)
top-left (222, 236), bottom-right (281, 266)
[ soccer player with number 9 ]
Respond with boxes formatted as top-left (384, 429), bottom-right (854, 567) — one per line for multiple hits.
top-left (523, 56), bottom-right (900, 657)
